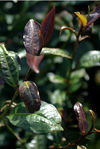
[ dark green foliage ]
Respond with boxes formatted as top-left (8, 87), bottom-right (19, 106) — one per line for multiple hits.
top-left (0, 44), bottom-right (20, 87)
top-left (0, 1), bottom-right (100, 149)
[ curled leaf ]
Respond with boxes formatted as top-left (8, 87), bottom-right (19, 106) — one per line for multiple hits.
top-left (40, 7), bottom-right (55, 46)
top-left (75, 12), bottom-right (87, 27)
top-left (74, 102), bottom-right (88, 135)
top-left (89, 109), bottom-right (96, 130)
top-left (60, 26), bottom-right (78, 36)
top-left (94, 128), bottom-right (100, 133)
top-left (23, 19), bottom-right (43, 55)
top-left (19, 81), bottom-right (41, 113)
top-left (26, 53), bottom-right (44, 74)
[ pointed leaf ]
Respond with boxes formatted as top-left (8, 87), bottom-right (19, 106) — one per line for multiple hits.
top-left (80, 51), bottom-right (100, 68)
top-left (41, 47), bottom-right (72, 59)
top-left (94, 128), bottom-right (100, 133)
top-left (47, 73), bottom-right (65, 84)
top-left (0, 44), bottom-right (20, 87)
top-left (36, 101), bottom-right (61, 123)
top-left (23, 19), bottom-right (43, 55)
top-left (74, 102), bottom-right (88, 135)
top-left (40, 7), bottom-right (55, 46)
top-left (89, 110), bottom-right (96, 130)
top-left (19, 81), bottom-right (41, 113)
top-left (69, 69), bottom-right (89, 93)
top-left (26, 53), bottom-right (44, 73)
top-left (60, 26), bottom-right (77, 35)
top-left (7, 101), bottom-right (63, 134)
top-left (75, 12), bottom-right (87, 27)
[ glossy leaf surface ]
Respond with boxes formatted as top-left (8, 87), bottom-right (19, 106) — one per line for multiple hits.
top-left (74, 102), bottom-right (88, 135)
top-left (0, 44), bottom-right (20, 87)
top-left (19, 81), bottom-right (41, 113)
top-left (7, 101), bottom-right (63, 134)
top-left (26, 53), bottom-right (44, 73)
top-left (23, 19), bottom-right (43, 55)
top-left (41, 47), bottom-right (71, 59)
top-left (40, 7), bottom-right (55, 46)
top-left (80, 51), bottom-right (100, 68)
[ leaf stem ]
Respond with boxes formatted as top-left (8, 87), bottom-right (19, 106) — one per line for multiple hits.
top-left (0, 68), bottom-right (31, 119)
top-left (59, 130), bottom-right (94, 149)
top-left (3, 118), bottom-right (27, 149)
top-left (24, 68), bottom-right (31, 80)
top-left (0, 88), bottom-right (19, 119)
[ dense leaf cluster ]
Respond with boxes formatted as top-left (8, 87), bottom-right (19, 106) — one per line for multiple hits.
top-left (0, 1), bottom-right (100, 149)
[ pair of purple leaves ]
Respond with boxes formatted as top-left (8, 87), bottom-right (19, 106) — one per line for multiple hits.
top-left (23, 7), bottom-right (55, 73)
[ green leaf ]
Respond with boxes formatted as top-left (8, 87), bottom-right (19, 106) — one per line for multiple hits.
top-left (48, 89), bottom-right (66, 106)
top-left (7, 101), bottom-right (63, 134)
top-left (0, 44), bottom-right (20, 87)
top-left (77, 145), bottom-right (87, 149)
top-left (69, 69), bottom-right (88, 93)
top-left (47, 73), bottom-right (65, 84)
top-left (69, 80), bottom-right (81, 93)
top-left (41, 47), bottom-right (72, 59)
top-left (80, 51), bottom-right (100, 68)
top-left (27, 135), bottom-right (47, 149)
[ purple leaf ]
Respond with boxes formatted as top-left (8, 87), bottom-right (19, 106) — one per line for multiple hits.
top-left (26, 53), bottom-right (44, 74)
top-left (40, 7), bottom-right (55, 46)
top-left (19, 81), bottom-right (41, 113)
top-left (23, 19), bottom-right (43, 55)
top-left (74, 102), bottom-right (88, 135)
top-left (86, 5), bottom-right (100, 27)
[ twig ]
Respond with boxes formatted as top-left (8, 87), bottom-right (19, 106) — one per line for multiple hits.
top-left (0, 88), bottom-right (19, 119)
top-left (3, 118), bottom-right (27, 149)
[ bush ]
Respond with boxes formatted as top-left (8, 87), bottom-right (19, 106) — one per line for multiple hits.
top-left (0, 1), bottom-right (100, 149)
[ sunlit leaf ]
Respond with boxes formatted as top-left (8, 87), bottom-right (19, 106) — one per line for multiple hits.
top-left (74, 102), bottom-right (88, 135)
top-left (94, 128), bottom-right (100, 133)
top-left (41, 47), bottom-right (72, 59)
top-left (74, 12), bottom-right (87, 27)
top-left (7, 101), bottom-right (63, 134)
top-left (47, 73), bottom-right (65, 84)
top-left (60, 26), bottom-right (77, 35)
top-left (77, 145), bottom-right (87, 149)
top-left (80, 51), bottom-right (100, 68)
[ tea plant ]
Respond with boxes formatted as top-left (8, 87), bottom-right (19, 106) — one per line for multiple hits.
top-left (0, 3), bottom-right (100, 149)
